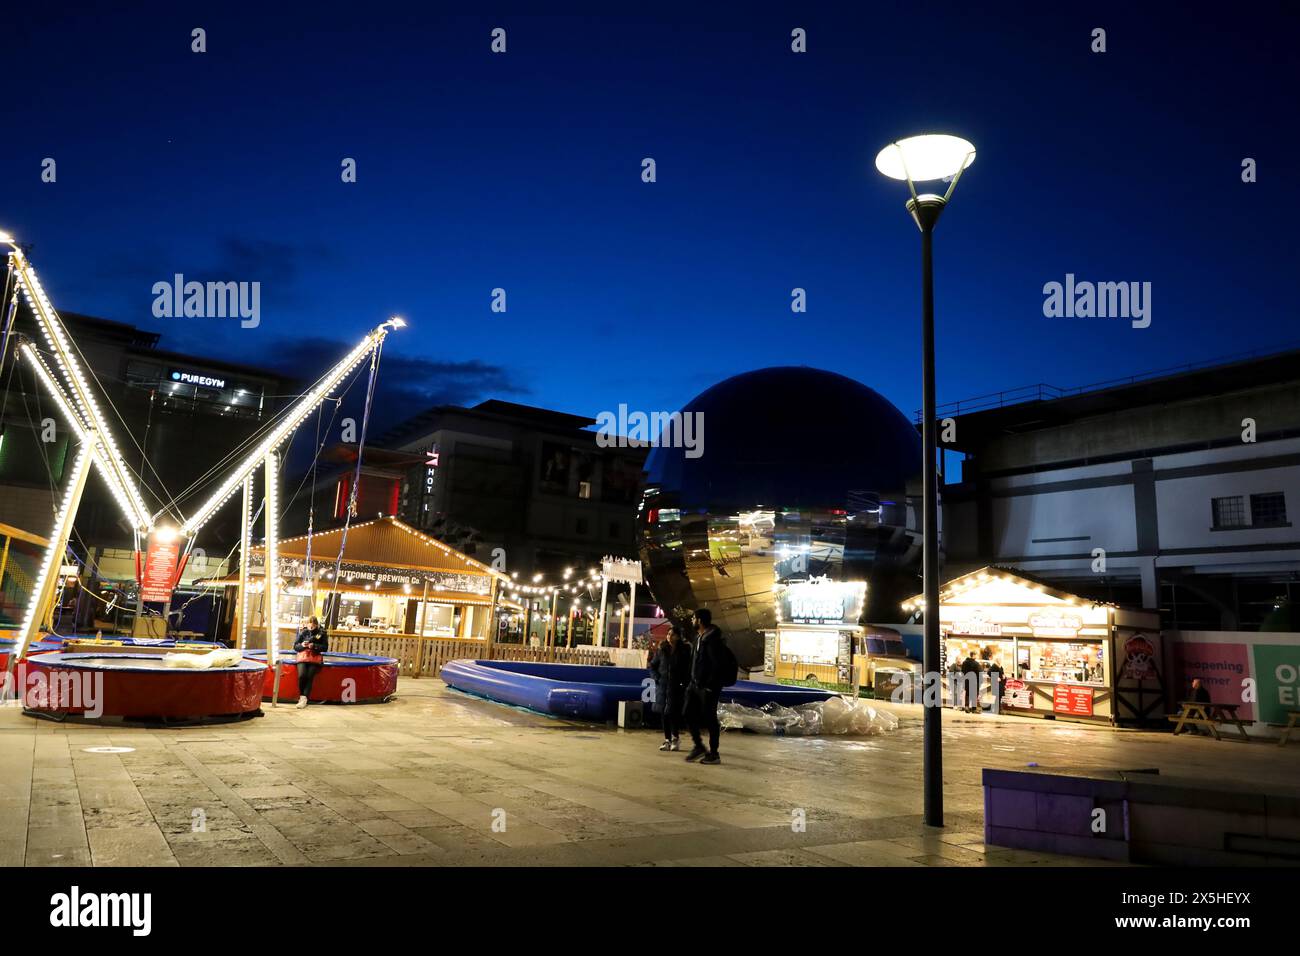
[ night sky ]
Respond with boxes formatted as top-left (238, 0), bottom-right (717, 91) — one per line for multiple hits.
top-left (3, 2), bottom-right (1297, 436)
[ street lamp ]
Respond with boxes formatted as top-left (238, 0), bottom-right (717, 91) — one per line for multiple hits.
top-left (875, 132), bottom-right (975, 829)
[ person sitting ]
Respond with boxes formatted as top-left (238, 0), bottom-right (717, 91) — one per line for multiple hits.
top-left (293, 616), bottom-right (329, 709)
top-left (1190, 678), bottom-right (1212, 704)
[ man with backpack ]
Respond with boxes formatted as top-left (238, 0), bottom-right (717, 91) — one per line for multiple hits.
top-left (684, 608), bottom-right (737, 765)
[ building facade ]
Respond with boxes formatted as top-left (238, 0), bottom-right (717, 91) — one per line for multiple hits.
top-left (293, 399), bottom-right (648, 581)
top-left (941, 348), bottom-right (1300, 631)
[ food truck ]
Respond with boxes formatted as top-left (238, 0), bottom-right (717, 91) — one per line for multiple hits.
top-left (765, 577), bottom-right (866, 691)
top-left (903, 567), bottom-right (1164, 726)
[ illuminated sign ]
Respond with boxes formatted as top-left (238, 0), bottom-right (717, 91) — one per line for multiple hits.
top-left (1028, 612), bottom-right (1083, 638)
top-left (950, 611), bottom-right (1002, 636)
top-left (424, 444), bottom-right (440, 496)
top-left (170, 369), bottom-right (227, 389)
top-left (779, 578), bottom-right (865, 626)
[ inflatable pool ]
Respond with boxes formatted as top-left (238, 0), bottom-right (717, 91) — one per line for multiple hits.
top-left (19, 652), bottom-right (266, 720)
top-left (440, 659), bottom-right (838, 721)
top-left (244, 650), bottom-right (398, 704)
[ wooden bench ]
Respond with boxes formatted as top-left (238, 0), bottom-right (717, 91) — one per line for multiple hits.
top-left (1278, 711), bottom-right (1300, 747)
top-left (1167, 701), bottom-right (1251, 741)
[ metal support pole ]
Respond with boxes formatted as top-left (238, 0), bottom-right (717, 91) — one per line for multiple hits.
top-left (909, 193), bottom-right (947, 828)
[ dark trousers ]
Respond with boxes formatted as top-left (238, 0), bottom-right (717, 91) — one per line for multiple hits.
top-left (662, 712), bottom-right (680, 740)
top-left (297, 662), bottom-right (323, 698)
top-left (685, 687), bottom-right (721, 754)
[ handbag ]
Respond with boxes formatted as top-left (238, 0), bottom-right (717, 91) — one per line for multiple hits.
top-left (296, 634), bottom-right (323, 665)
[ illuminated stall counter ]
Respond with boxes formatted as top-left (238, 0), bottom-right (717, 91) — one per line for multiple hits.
top-left (904, 567), bottom-right (1164, 726)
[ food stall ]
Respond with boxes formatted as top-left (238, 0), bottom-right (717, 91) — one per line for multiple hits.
top-left (763, 577), bottom-right (866, 691)
top-left (903, 567), bottom-right (1163, 726)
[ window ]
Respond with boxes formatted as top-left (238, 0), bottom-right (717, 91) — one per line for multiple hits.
top-left (578, 481), bottom-right (592, 499)
top-left (1211, 496), bottom-right (1246, 529)
top-left (608, 521), bottom-right (621, 540)
top-left (575, 517), bottom-right (589, 535)
top-left (1250, 492), bottom-right (1288, 527)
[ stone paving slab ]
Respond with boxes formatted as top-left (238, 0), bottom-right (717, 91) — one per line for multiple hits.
top-left (3, 679), bottom-right (1300, 868)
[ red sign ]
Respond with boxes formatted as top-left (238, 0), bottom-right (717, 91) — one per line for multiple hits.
top-left (140, 532), bottom-right (180, 603)
top-left (1052, 684), bottom-right (1094, 716)
top-left (1002, 678), bottom-right (1032, 709)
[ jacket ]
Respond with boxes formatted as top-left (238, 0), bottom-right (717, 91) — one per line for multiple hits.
top-left (960, 656), bottom-right (982, 676)
top-left (294, 626), bottom-right (329, 658)
top-left (648, 640), bottom-right (693, 714)
top-left (690, 625), bottom-right (727, 693)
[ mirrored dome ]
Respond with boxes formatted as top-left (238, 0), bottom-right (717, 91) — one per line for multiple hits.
top-left (637, 367), bottom-right (923, 668)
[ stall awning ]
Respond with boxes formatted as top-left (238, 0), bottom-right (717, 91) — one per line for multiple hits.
top-left (262, 516), bottom-right (506, 579)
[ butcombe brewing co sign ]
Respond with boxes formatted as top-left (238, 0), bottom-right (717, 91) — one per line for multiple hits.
top-left (249, 555), bottom-right (490, 595)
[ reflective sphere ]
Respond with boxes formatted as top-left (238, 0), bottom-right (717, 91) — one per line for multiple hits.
top-left (637, 367), bottom-right (923, 668)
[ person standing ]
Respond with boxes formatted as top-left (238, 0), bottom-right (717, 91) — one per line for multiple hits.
top-left (960, 651), bottom-right (983, 713)
top-left (685, 608), bottom-right (726, 764)
top-left (293, 616), bottom-right (329, 709)
top-left (987, 659), bottom-right (1005, 715)
top-left (648, 624), bottom-right (693, 751)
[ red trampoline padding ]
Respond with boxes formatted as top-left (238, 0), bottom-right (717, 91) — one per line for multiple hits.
top-left (252, 652), bottom-right (398, 703)
top-left (20, 654), bottom-right (266, 719)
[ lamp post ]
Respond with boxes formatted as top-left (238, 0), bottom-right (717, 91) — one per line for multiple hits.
top-left (875, 133), bottom-right (976, 828)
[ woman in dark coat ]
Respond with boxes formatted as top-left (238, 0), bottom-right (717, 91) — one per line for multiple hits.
top-left (292, 616), bottom-right (329, 709)
top-left (649, 624), bottom-right (693, 751)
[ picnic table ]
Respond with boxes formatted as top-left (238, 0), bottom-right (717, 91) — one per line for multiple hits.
top-left (1278, 710), bottom-right (1300, 747)
top-left (1168, 701), bottom-right (1251, 741)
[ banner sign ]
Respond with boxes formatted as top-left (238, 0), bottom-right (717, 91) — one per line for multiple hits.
top-left (602, 556), bottom-right (643, 584)
top-left (140, 533), bottom-right (180, 603)
top-left (1252, 643), bottom-right (1300, 726)
top-left (1002, 678), bottom-right (1033, 709)
top-left (1052, 684), bottom-right (1094, 716)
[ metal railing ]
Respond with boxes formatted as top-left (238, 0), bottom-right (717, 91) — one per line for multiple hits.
top-left (915, 341), bottom-right (1300, 423)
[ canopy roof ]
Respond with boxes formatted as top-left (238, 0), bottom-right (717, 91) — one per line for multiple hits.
top-left (258, 516), bottom-right (506, 579)
top-left (903, 566), bottom-right (1116, 611)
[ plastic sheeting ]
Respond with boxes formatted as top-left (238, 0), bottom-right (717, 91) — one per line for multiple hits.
top-left (718, 696), bottom-right (899, 736)
top-left (164, 649), bottom-right (245, 669)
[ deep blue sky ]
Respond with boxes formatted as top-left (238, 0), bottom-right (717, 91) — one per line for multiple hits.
top-left (3, 2), bottom-right (1297, 434)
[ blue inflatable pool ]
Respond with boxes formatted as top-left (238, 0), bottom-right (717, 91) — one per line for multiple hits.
top-left (441, 659), bottom-right (838, 721)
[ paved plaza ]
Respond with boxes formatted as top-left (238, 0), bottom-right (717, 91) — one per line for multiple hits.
top-left (3, 681), bottom-right (1299, 868)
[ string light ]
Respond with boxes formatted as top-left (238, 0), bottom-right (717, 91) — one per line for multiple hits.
top-left (179, 320), bottom-right (403, 537)
top-left (11, 444), bottom-right (92, 664)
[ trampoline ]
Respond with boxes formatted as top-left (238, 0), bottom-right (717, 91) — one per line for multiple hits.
top-left (243, 650), bottom-right (399, 704)
top-left (20, 652), bottom-right (266, 721)
top-left (0, 637), bottom-right (61, 671)
top-left (440, 659), bottom-right (838, 722)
